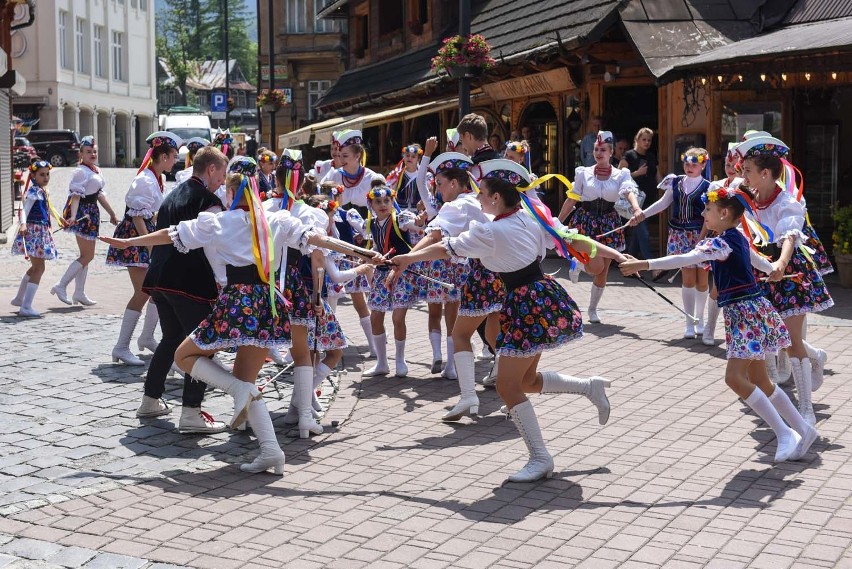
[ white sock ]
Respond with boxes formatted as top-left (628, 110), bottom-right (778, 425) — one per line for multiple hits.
top-left (12, 274), bottom-right (29, 305)
top-left (429, 330), bottom-right (442, 362)
top-left (395, 339), bottom-right (407, 365)
top-left (694, 289), bottom-right (709, 329)
top-left (21, 282), bottom-right (39, 310)
top-left (681, 287), bottom-right (696, 323)
top-left (360, 316), bottom-right (376, 354)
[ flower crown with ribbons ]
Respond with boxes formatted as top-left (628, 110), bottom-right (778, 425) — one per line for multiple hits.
top-left (506, 142), bottom-right (528, 154)
top-left (402, 145), bottom-right (423, 156)
top-left (258, 153), bottom-right (277, 164)
top-left (702, 186), bottom-right (754, 214)
top-left (681, 152), bottom-right (708, 164)
top-left (366, 185), bottom-right (397, 201)
top-left (29, 160), bottom-right (51, 172)
top-left (316, 199), bottom-right (339, 212)
top-left (229, 156), bottom-right (258, 177)
top-left (138, 131), bottom-right (183, 175)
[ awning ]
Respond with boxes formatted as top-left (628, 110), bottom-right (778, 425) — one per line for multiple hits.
top-left (278, 116), bottom-right (349, 149)
top-left (313, 99), bottom-right (456, 146)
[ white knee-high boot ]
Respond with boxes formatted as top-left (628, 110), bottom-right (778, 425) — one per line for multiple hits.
top-left (507, 400), bottom-right (554, 482)
top-left (790, 358), bottom-right (816, 426)
top-left (802, 341), bottom-right (827, 391)
top-left (694, 288), bottom-right (709, 335)
top-left (327, 296), bottom-right (339, 313)
top-left (51, 260), bottom-right (83, 305)
top-left (540, 371), bottom-right (612, 425)
top-left (240, 399), bottom-right (286, 474)
top-left (72, 265), bottom-right (97, 305)
top-left (766, 352), bottom-right (781, 384)
top-left (429, 330), bottom-right (442, 373)
top-left (11, 274), bottom-right (29, 307)
top-left (702, 298), bottom-right (719, 345)
top-left (137, 303), bottom-right (160, 353)
top-left (363, 332), bottom-right (389, 376)
top-left (768, 386), bottom-right (818, 461)
top-left (442, 351), bottom-right (478, 421)
top-left (588, 285), bottom-right (604, 323)
top-left (743, 387), bottom-right (800, 462)
top-left (359, 316), bottom-right (376, 357)
top-left (189, 357), bottom-right (261, 429)
top-left (18, 283), bottom-right (41, 317)
top-left (442, 337), bottom-right (457, 380)
top-left (112, 309), bottom-right (145, 365)
top-left (313, 361), bottom-right (331, 412)
top-left (681, 287), bottom-right (696, 338)
top-left (295, 366), bottom-right (322, 438)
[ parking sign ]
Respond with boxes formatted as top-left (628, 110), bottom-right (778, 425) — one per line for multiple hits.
top-left (211, 92), bottom-right (227, 112)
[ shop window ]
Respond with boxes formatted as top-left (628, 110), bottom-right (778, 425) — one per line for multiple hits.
top-left (308, 80), bottom-right (331, 120)
top-left (378, 1), bottom-right (403, 36)
top-left (720, 101), bottom-right (782, 154)
top-left (353, 13), bottom-right (368, 57)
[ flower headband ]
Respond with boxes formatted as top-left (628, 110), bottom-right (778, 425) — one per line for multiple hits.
top-left (324, 184), bottom-right (343, 197)
top-left (435, 158), bottom-right (473, 174)
top-left (482, 168), bottom-right (527, 187)
top-left (29, 160), bottom-right (51, 172)
top-left (402, 145), bottom-right (423, 156)
top-left (258, 153), bottom-right (277, 163)
top-left (367, 186), bottom-right (397, 200)
top-left (316, 199), bottom-right (339, 212)
top-left (149, 136), bottom-right (180, 149)
top-left (701, 187), bottom-right (754, 214)
top-left (506, 142), bottom-right (527, 154)
top-left (229, 157), bottom-right (258, 177)
top-left (738, 142), bottom-right (789, 160)
top-left (681, 153), bottom-right (708, 164)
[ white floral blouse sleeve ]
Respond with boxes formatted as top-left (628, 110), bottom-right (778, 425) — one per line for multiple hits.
top-left (170, 212), bottom-right (219, 253)
top-left (125, 175), bottom-right (162, 218)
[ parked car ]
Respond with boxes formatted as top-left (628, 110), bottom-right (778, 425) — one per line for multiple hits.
top-left (25, 129), bottom-right (81, 167)
top-left (14, 136), bottom-right (39, 162)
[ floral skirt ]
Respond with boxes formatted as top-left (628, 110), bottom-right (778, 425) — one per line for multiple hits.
top-left (306, 299), bottom-right (347, 352)
top-left (368, 265), bottom-right (418, 312)
top-left (803, 222), bottom-right (833, 275)
top-left (11, 223), bottom-right (58, 260)
top-left (106, 215), bottom-right (155, 267)
top-left (192, 284), bottom-right (292, 350)
top-left (62, 199), bottom-right (101, 241)
top-left (281, 263), bottom-right (315, 328)
top-left (572, 207), bottom-right (625, 252)
top-left (757, 248), bottom-right (834, 319)
top-left (422, 258), bottom-right (467, 304)
top-left (497, 276), bottom-right (584, 358)
top-left (667, 227), bottom-right (704, 268)
top-left (336, 256), bottom-right (370, 294)
top-left (460, 258), bottom-right (505, 317)
top-left (723, 296), bottom-right (791, 360)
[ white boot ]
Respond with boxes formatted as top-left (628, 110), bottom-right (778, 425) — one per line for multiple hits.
top-left (111, 309), bottom-right (145, 365)
top-left (694, 288), bottom-right (709, 335)
top-left (790, 357), bottom-right (817, 426)
top-left (136, 395), bottom-right (170, 418)
top-left (189, 357), bottom-right (261, 429)
top-left (588, 285), bottom-right (604, 323)
top-left (429, 330), bottom-right (443, 373)
top-left (395, 339), bottom-right (409, 377)
top-left (681, 287), bottom-right (696, 338)
top-left (743, 387), bottom-right (800, 462)
top-left (540, 371), bottom-right (611, 425)
top-left (482, 358), bottom-right (499, 387)
top-left (240, 399), bottom-right (286, 474)
top-left (702, 298), bottom-right (719, 346)
top-left (360, 316), bottom-right (376, 358)
top-left (72, 265), bottom-right (97, 306)
top-left (766, 352), bottom-right (781, 384)
top-left (442, 351), bottom-right (479, 421)
top-left (313, 362), bottom-right (331, 412)
top-left (136, 303), bottom-right (160, 353)
top-left (327, 296), bottom-right (339, 313)
top-left (777, 350), bottom-right (792, 385)
top-left (268, 347), bottom-right (287, 366)
top-left (178, 407), bottom-right (227, 434)
top-left (507, 400), bottom-right (554, 482)
top-left (51, 260), bottom-right (83, 305)
top-left (568, 262), bottom-right (582, 284)
top-left (18, 283), bottom-right (41, 317)
top-left (295, 366), bottom-right (322, 438)
top-left (363, 332), bottom-right (389, 376)
top-left (441, 337), bottom-right (457, 380)
top-left (11, 274), bottom-right (29, 307)
top-left (768, 386), bottom-right (818, 461)
top-left (803, 341), bottom-right (827, 392)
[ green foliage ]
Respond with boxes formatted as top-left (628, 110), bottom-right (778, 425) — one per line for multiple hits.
top-left (832, 203), bottom-right (852, 255)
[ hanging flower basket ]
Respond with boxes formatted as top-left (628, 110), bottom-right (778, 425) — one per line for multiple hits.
top-left (431, 34), bottom-right (496, 77)
top-left (257, 88), bottom-right (288, 111)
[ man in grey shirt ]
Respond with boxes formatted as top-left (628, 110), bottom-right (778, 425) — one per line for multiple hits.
top-left (580, 115), bottom-right (602, 167)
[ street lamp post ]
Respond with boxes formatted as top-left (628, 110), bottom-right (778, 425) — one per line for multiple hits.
top-left (267, 0), bottom-right (276, 149)
top-left (458, 0), bottom-right (471, 117)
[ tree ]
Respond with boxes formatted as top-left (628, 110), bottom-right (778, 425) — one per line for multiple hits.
top-left (156, 0), bottom-right (200, 106)
top-left (200, 0), bottom-right (257, 82)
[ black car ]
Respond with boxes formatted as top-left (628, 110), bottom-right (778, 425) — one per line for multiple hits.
top-left (26, 129), bottom-right (81, 167)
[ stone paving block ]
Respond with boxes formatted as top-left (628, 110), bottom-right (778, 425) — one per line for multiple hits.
top-left (43, 546), bottom-right (97, 568)
top-left (0, 539), bottom-right (63, 561)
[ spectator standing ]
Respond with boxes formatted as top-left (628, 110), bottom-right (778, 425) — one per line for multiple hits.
top-left (579, 116), bottom-right (602, 167)
top-left (619, 127), bottom-right (659, 259)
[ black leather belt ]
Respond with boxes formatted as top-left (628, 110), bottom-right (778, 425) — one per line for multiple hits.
top-left (286, 247), bottom-right (302, 267)
top-left (581, 198), bottom-right (615, 215)
top-left (499, 259), bottom-right (544, 291)
top-left (226, 264), bottom-right (264, 285)
top-left (80, 193), bottom-right (99, 204)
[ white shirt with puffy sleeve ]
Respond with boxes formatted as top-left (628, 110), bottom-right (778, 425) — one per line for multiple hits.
top-left (425, 192), bottom-right (490, 238)
top-left (125, 169), bottom-right (163, 219)
top-left (320, 167), bottom-right (384, 208)
top-left (572, 165), bottom-right (638, 203)
top-left (68, 166), bottom-right (105, 198)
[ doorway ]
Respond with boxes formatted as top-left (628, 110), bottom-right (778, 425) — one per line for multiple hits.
top-left (520, 101), bottom-right (559, 213)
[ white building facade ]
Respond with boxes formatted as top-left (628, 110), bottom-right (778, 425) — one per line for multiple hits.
top-left (12, 0), bottom-right (157, 166)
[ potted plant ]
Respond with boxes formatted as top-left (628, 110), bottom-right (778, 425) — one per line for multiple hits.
top-left (430, 34), bottom-right (496, 79)
top-left (832, 203), bottom-right (852, 287)
top-left (257, 88), bottom-right (288, 113)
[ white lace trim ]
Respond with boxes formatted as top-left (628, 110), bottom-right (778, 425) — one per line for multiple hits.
top-left (778, 299), bottom-right (835, 319)
top-left (127, 208), bottom-right (155, 219)
top-left (459, 305), bottom-right (503, 317)
top-left (168, 225), bottom-right (190, 253)
top-left (496, 331), bottom-right (583, 358)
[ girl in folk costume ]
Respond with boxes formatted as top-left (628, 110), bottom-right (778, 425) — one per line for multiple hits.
top-left (312, 132), bottom-right (342, 180)
top-left (268, 148), bottom-right (302, 211)
top-left (211, 129), bottom-right (235, 203)
top-left (256, 149), bottom-right (277, 200)
top-left (320, 129), bottom-right (385, 210)
top-left (51, 136), bottom-right (119, 306)
top-left (735, 135), bottom-right (833, 426)
top-left (558, 131), bottom-right (642, 323)
top-left (174, 137), bottom-right (211, 186)
top-left (504, 140), bottom-right (535, 177)
top-left (106, 131), bottom-right (181, 365)
top-left (633, 147), bottom-right (712, 339)
top-left (101, 169), bottom-right (361, 474)
top-left (387, 144), bottom-right (433, 214)
top-left (620, 187), bottom-right (818, 462)
top-left (11, 161), bottom-right (63, 317)
top-left (361, 183), bottom-right (424, 378)
top-left (390, 159), bottom-right (618, 482)
top-left (319, 181), bottom-right (376, 356)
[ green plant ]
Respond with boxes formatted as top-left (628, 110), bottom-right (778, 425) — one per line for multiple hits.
top-left (257, 88), bottom-right (288, 108)
top-left (430, 34), bottom-right (496, 74)
top-left (832, 203), bottom-right (852, 255)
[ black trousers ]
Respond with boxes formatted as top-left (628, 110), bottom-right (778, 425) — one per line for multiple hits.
top-left (144, 291), bottom-right (214, 407)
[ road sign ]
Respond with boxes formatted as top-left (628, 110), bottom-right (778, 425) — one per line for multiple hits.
top-left (211, 112), bottom-right (226, 119)
top-left (211, 92), bottom-right (227, 113)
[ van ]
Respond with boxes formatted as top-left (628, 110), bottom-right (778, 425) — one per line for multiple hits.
top-left (159, 107), bottom-right (214, 179)
top-left (26, 129), bottom-right (81, 167)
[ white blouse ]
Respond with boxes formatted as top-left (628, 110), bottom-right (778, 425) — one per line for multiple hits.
top-left (643, 173), bottom-right (705, 218)
top-left (444, 210), bottom-right (563, 273)
top-left (320, 167), bottom-right (384, 208)
top-left (68, 166), bottom-right (105, 198)
top-left (425, 192), bottom-right (490, 238)
top-left (313, 159), bottom-right (333, 179)
top-left (125, 169), bottom-right (163, 219)
top-left (169, 209), bottom-right (315, 286)
top-left (175, 167), bottom-right (193, 185)
top-left (572, 165), bottom-right (637, 203)
top-left (746, 187), bottom-right (805, 247)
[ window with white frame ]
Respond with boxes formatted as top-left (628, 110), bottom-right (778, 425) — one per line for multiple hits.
top-left (112, 31), bottom-right (124, 81)
top-left (286, 0), bottom-right (307, 33)
top-left (235, 91), bottom-right (247, 108)
top-left (93, 26), bottom-right (105, 77)
top-left (315, 1), bottom-right (339, 33)
top-left (59, 11), bottom-right (70, 69)
top-left (76, 18), bottom-right (89, 74)
top-left (307, 80), bottom-right (331, 120)
top-left (140, 0), bottom-right (147, 10)
top-left (162, 88), bottom-right (176, 106)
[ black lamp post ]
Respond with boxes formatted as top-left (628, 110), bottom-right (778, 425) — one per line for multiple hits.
top-left (459, 0), bottom-right (471, 117)
top-left (267, 0), bottom-right (276, 148)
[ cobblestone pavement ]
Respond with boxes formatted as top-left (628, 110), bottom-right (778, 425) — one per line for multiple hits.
top-left (2, 168), bottom-right (852, 568)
